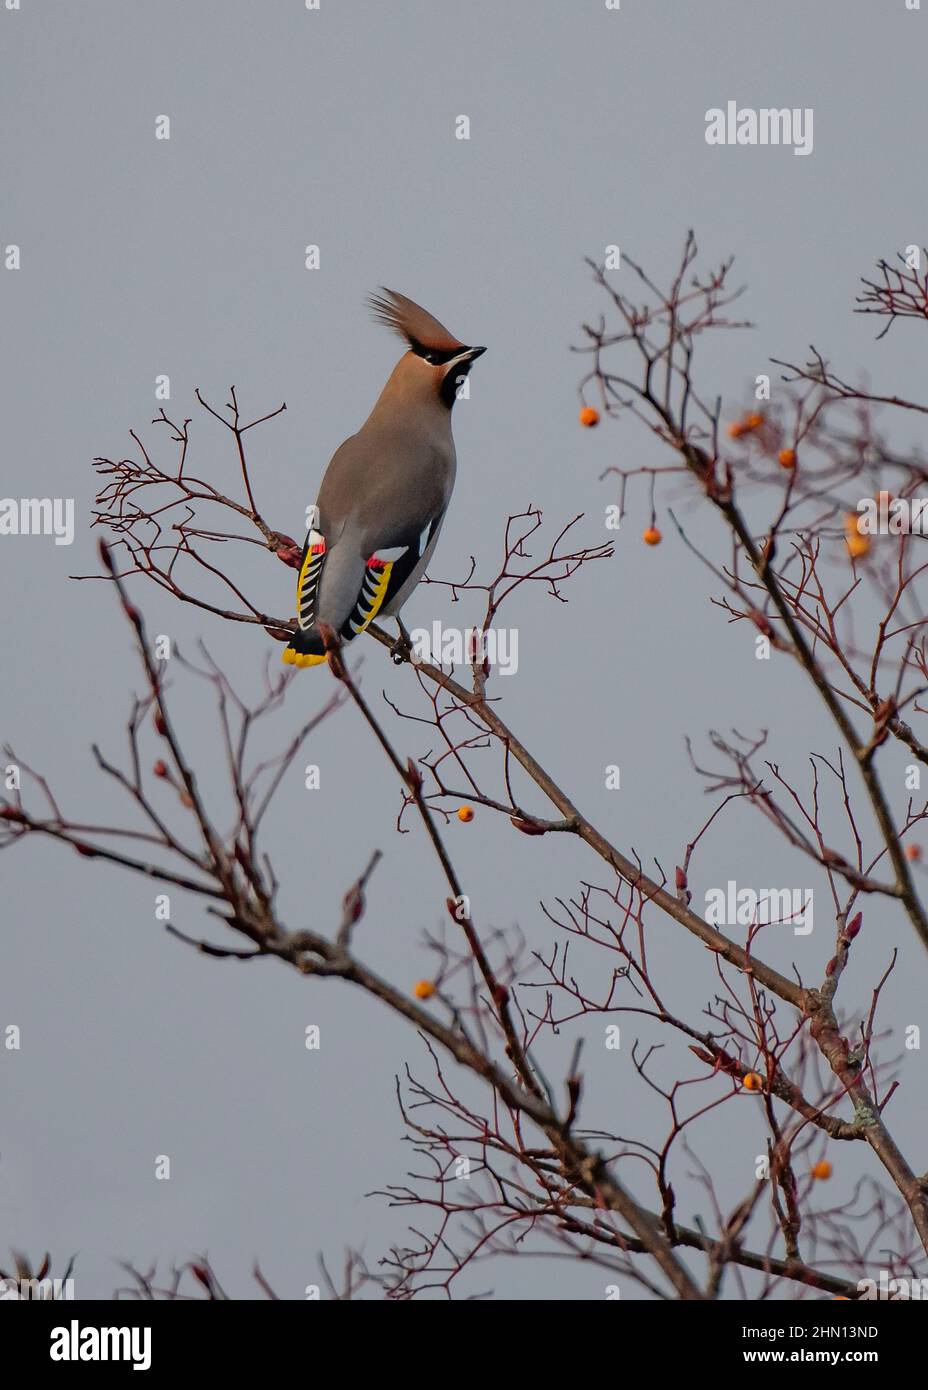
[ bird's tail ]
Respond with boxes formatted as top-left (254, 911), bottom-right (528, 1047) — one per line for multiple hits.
top-left (282, 627), bottom-right (328, 669)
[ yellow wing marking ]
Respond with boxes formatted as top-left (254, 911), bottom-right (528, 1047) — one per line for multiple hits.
top-left (349, 561), bottom-right (393, 635)
top-left (296, 536), bottom-right (326, 631)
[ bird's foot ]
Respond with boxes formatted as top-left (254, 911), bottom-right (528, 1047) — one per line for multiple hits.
top-left (390, 620), bottom-right (413, 665)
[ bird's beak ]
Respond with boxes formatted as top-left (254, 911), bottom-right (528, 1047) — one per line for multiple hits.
top-left (463, 345), bottom-right (486, 361)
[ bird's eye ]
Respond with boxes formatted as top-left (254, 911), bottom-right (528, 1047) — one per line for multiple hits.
top-left (422, 351), bottom-right (436, 364)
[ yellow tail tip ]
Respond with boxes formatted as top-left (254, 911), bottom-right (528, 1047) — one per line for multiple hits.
top-left (282, 646), bottom-right (328, 669)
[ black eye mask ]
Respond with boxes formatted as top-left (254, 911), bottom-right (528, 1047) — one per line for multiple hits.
top-left (411, 342), bottom-right (465, 366)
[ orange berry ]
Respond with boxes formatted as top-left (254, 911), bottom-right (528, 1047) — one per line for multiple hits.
top-left (845, 510), bottom-right (875, 539)
top-left (905, 843), bottom-right (922, 863)
top-left (846, 532), bottom-right (871, 560)
top-left (729, 413), bottom-right (764, 438)
top-left (778, 448), bottom-right (797, 469)
top-left (811, 1160), bottom-right (833, 1181)
top-left (743, 1072), bottom-right (763, 1092)
top-left (642, 526), bottom-right (662, 546)
top-left (579, 406), bottom-right (600, 428)
top-left (457, 805), bottom-right (475, 823)
top-left (413, 980), bottom-right (435, 1000)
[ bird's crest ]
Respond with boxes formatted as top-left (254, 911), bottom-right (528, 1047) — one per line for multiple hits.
top-left (368, 288), bottom-right (464, 355)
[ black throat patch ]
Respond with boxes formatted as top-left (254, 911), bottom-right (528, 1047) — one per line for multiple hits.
top-left (440, 359), bottom-right (473, 409)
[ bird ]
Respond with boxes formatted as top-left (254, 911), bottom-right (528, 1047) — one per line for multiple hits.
top-left (282, 289), bottom-right (485, 669)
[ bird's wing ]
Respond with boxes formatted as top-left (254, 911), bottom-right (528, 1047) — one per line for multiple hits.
top-left (338, 513), bottom-right (444, 638)
top-left (294, 526), bottom-right (328, 632)
top-left (306, 425), bottom-right (452, 639)
top-left (296, 511), bottom-right (443, 641)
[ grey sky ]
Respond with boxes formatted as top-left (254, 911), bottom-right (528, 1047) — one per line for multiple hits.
top-left (2, 0), bottom-right (926, 1298)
